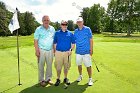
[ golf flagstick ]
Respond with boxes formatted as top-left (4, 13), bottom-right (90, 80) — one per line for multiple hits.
top-left (8, 8), bottom-right (21, 85)
top-left (92, 57), bottom-right (100, 72)
top-left (17, 29), bottom-right (22, 85)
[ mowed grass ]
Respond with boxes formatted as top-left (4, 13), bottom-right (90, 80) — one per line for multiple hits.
top-left (0, 34), bottom-right (140, 93)
top-left (0, 35), bottom-right (33, 49)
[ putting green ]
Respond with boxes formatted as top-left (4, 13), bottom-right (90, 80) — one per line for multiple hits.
top-left (0, 34), bottom-right (140, 93)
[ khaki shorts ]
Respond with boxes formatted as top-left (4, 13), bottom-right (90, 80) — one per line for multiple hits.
top-left (55, 51), bottom-right (71, 71)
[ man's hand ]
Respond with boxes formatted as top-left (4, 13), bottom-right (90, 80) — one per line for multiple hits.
top-left (35, 49), bottom-right (40, 57)
top-left (90, 50), bottom-right (93, 56)
top-left (90, 38), bottom-right (93, 56)
top-left (34, 40), bottom-right (40, 57)
top-left (53, 44), bottom-right (56, 56)
top-left (53, 49), bottom-right (56, 56)
top-left (68, 50), bottom-right (72, 56)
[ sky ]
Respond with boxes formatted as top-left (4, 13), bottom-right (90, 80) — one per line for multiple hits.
top-left (1, 0), bottom-right (110, 23)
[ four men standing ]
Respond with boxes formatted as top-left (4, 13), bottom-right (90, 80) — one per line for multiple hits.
top-left (34, 16), bottom-right (93, 87)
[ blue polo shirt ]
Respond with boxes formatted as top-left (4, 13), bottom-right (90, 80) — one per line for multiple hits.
top-left (53, 30), bottom-right (75, 51)
top-left (74, 26), bottom-right (93, 55)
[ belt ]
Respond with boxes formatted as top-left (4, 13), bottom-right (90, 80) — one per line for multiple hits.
top-left (40, 48), bottom-right (52, 51)
top-left (57, 50), bottom-right (68, 52)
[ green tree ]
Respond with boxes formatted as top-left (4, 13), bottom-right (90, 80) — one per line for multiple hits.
top-left (80, 7), bottom-right (90, 26)
top-left (107, 0), bottom-right (139, 36)
top-left (23, 12), bottom-right (36, 35)
top-left (107, 0), bottom-right (118, 34)
top-left (133, 0), bottom-right (140, 33)
top-left (18, 13), bottom-right (25, 35)
top-left (81, 4), bottom-right (105, 33)
top-left (0, 1), bottom-right (11, 36)
top-left (67, 20), bottom-right (74, 31)
top-left (55, 21), bottom-right (60, 30)
top-left (50, 21), bottom-right (60, 31)
top-left (117, 0), bottom-right (136, 36)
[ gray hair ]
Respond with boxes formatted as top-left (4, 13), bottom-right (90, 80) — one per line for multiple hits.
top-left (42, 15), bottom-right (50, 21)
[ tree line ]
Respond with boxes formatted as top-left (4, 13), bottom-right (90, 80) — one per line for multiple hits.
top-left (81, 0), bottom-right (140, 36)
top-left (0, 1), bottom-right (40, 36)
top-left (0, 0), bottom-right (140, 36)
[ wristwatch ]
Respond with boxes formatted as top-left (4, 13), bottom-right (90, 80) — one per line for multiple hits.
top-left (70, 49), bottom-right (72, 51)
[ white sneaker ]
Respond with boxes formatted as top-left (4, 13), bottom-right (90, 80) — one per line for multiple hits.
top-left (77, 75), bottom-right (82, 82)
top-left (88, 78), bottom-right (93, 86)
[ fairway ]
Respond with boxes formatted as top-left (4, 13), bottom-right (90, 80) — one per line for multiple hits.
top-left (0, 34), bottom-right (140, 93)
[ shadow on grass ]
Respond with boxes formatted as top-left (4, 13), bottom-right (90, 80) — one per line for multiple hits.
top-left (0, 85), bottom-right (19, 93)
top-left (104, 35), bottom-right (140, 38)
top-left (19, 81), bottom-right (91, 93)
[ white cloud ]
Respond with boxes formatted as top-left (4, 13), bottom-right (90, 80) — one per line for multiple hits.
top-left (1, 0), bottom-right (109, 24)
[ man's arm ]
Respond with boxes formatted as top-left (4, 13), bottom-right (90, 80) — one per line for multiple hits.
top-left (68, 44), bottom-right (75, 56)
top-left (34, 39), bottom-right (40, 57)
top-left (70, 44), bottom-right (75, 51)
top-left (53, 44), bottom-right (56, 54)
top-left (70, 33), bottom-right (75, 51)
top-left (90, 38), bottom-right (93, 56)
top-left (53, 32), bottom-right (57, 55)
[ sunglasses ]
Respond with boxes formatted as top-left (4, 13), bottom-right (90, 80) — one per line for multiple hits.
top-left (61, 24), bottom-right (67, 26)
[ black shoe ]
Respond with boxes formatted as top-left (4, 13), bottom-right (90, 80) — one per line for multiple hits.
top-left (55, 79), bottom-right (60, 86)
top-left (63, 78), bottom-right (70, 85)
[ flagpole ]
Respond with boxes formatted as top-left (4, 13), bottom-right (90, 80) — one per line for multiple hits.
top-left (16, 29), bottom-right (21, 86)
top-left (16, 8), bottom-right (22, 85)
top-left (8, 7), bottom-right (21, 86)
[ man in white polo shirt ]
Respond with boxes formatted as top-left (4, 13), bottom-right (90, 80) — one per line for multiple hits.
top-left (74, 17), bottom-right (94, 86)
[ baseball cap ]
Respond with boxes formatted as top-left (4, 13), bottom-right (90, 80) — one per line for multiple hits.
top-left (76, 17), bottom-right (83, 22)
top-left (61, 20), bottom-right (68, 25)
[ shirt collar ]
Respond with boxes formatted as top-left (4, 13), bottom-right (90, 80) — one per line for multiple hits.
top-left (78, 25), bottom-right (85, 31)
top-left (60, 29), bottom-right (68, 32)
top-left (41, 25), bottom-right (50, 31)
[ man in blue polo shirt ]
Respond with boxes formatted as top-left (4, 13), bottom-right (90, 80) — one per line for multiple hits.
top-left (74, 17), bottom-right (94, 86)
top-left (53, 20), bottom-right (75, 86)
